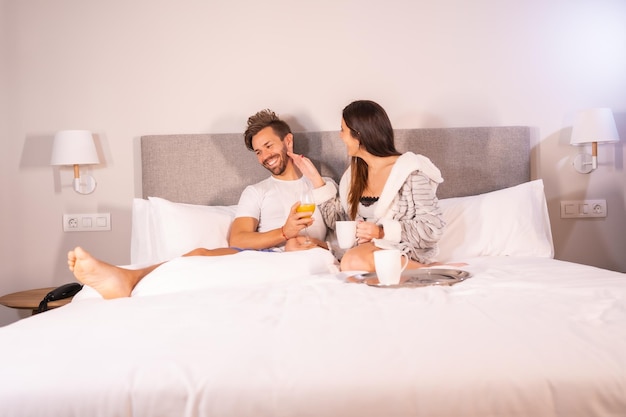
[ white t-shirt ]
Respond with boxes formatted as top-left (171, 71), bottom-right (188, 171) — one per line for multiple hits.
top-left (235, 176), bottom-right (327, 242)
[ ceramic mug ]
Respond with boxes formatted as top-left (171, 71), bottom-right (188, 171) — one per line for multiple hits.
top-left (336, 221), bottom-right (357, 249)
top-left (374, 249), bottom-right (409, 285)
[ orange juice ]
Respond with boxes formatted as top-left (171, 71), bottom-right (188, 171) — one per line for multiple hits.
top-left (296, 204), bottom-right (316, 218)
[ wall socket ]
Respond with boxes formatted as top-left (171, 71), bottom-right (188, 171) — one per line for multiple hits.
top-left (63, 213), bottom-right (111, 232)
top-left (560, 200), bottom-right (607, 219)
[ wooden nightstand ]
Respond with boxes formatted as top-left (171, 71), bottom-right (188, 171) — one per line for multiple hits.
top-left (0, 287), bottom-right (75, 315)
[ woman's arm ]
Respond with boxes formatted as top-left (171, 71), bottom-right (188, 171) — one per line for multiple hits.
top-left (318, 195), bottom-right (347, 230)
top-left (385, 171), bottom-right (445, 262)
top-left (288, 150), bottom-right (346, 229)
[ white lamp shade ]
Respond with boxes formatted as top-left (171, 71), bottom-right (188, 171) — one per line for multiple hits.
top-left (570, 108), bottom-right (620, 146)
top-left (51, 130), bottom-right (100, 165)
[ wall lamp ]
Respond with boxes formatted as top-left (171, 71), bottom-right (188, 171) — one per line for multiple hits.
top-left (51, 130), bottom-right (100, 194)
top-left (570, 108), bottom-right (620, 174)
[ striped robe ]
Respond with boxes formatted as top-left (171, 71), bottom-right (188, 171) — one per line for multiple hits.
top-left (317, 152), bottom-right (445, 264)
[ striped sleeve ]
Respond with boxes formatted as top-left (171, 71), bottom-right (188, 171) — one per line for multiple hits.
top-left (317, 178), bottom-right (348, 230)
top-left (392, 172), bottom-right (445, 263)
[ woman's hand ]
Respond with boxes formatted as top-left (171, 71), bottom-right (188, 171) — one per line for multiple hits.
top-left (356, 221), bottom-right (383, 244)
top-left (287, 151), bottom-right (325, 188)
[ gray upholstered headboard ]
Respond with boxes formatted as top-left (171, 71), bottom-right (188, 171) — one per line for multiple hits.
top-left (141, 126), bottom-right (530, 205)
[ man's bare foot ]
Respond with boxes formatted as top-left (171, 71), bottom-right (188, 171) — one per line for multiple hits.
top-left (67, 247), bottom-right (138, 299)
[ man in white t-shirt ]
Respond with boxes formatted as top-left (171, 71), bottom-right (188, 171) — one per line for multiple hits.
top-left (230, 109), bottom-right (335, 251)
top-left (66, 109), bottom-right (335, 299)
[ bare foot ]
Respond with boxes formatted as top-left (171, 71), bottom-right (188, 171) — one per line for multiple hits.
top-left (67, 247), bottom-right (138, 299)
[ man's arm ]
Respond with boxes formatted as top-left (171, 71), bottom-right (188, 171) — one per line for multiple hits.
top-left (228, 202), bottom-right (314, 250)
top-left (228, 217), bottom-right (284, 250)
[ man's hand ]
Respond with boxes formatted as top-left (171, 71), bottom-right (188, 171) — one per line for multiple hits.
top-left (282, 202), bottom-right (314, 239)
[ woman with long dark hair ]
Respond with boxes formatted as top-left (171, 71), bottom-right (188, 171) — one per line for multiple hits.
top-left (291, 100), bottom-right (445, 272)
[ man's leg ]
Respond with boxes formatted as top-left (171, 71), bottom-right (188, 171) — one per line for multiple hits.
top-left (68, 246), bottom-right (240, 299)
top-left (183, 248), bottom-right (239, 257)
top-left (68, 247), bottom-right (160, 299)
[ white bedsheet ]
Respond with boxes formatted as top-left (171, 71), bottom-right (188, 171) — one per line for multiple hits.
top-left (1, 253), bottom-right (625, 417)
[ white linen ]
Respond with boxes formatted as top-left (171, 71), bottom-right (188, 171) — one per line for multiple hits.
top-left (73, 248), bottom-right (340, 301)
top-left (130, 197), bottom-right (154, 264)
top-left (1, 256), bottom-right (625, 417)
top-left (131, 197), bottom-right (238, 264)
top-left (436, 179), bottom-right (554, 262)
top-left (148, 197), bottom-right (237, 263)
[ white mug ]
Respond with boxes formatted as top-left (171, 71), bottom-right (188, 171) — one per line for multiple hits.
top-left (374, 249), bottom-right (409, 285)
top-left (336, 221), bottom-right (357, 249)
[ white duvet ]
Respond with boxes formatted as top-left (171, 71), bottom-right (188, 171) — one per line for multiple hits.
top-left (1, 251), bottom-right (625, 417)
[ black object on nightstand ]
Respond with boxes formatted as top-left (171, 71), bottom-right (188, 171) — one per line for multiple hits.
top-left (37, 283), bottom-right (83, 313)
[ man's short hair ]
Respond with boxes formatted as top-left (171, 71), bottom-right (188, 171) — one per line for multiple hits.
top-left (244, 109), bottom-right (292, 151)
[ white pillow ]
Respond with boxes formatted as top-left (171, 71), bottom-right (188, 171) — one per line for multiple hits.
top-left (130, 198), bottom-right (156, 265)
top-left (148, 197), bottom-right (237, 263)
top-left (130, 197), bottom-right (237, 264)
top-left (435, 179), bottom-right (554, 262)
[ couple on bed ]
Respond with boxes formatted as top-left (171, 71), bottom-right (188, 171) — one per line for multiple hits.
top-left (68, 100), bottom-right (445, 299)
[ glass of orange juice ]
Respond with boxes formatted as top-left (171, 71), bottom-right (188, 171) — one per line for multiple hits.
top-left (297, 185), bottom-right (315, 243)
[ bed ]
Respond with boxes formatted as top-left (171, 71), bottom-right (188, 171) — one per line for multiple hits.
top-left (1, 126), bottom-right (625, 417)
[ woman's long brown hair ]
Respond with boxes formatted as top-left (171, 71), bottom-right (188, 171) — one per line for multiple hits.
top-left (342, 100), bottom-right (400, 219)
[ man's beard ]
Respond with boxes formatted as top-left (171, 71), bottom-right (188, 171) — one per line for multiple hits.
top-left (263, 148), bottom-right (289, 176)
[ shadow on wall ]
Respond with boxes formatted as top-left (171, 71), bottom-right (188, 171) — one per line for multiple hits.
top-left (51, 204), bottom-right (133, 287)
top-left (614, 111), bottom-right (625, 170)
top-left (549, 122), bottom-right (625, 272)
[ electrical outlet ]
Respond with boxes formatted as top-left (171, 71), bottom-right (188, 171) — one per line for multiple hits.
top-left (63, 213), bottom-right (111, 232)
top-left (560, 200), bottom-right (607, 219)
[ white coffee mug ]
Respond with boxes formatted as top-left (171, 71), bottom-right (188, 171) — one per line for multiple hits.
top-left (336, 221), bottom-right (357, 249)
top-left (374, 249), bottom-right (409, 285)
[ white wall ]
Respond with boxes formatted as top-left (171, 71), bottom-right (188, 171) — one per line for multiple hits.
top-left (1, 0), bottom-right (625, 325)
